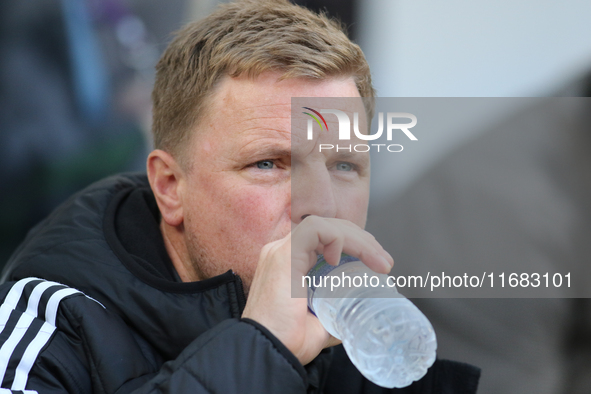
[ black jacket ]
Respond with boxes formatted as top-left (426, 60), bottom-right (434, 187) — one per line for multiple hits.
top-left (0, 173), bottom-right (480, 393)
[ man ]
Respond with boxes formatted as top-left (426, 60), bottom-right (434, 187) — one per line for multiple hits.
top-left (0, 1), bottom-right (480, 392)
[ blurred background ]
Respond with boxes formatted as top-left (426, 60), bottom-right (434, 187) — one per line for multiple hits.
top-left (359, 0), bottom-right (591, 201)
top-left (3, 0), bottom-right (591, 263)
top-left (2, 1), bottom-right (591, 392)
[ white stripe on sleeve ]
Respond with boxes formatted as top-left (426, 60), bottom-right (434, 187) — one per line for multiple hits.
top-left (1, 278), bottom-right (39, 316)
top-left (44, 288), bottom-right (80, 326)
top-left (0, 314), bottom-right (35, 383)
top-left (11, 322), bottom-right (56, 391)
top-left (0, 279), bottom-right (82, 390)
top-left (23, 281), bottom-right (61, 318)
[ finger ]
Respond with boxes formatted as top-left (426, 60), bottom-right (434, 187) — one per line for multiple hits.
top-left (320, 224), bottom-right (393, 274)
top-left (320, 218), bottom-right (393, 268)
top-left (293, 216), bottom-right (394, 274)
top-left (321, 234), bottom-right (344, 266)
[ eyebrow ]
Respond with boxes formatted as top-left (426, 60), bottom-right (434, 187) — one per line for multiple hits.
top-left (331, 150), bottom-right (370, 164)
top-left (254, 147), bottom-right (292, 158)
top-left (237, 142), bottom-right (292, 161)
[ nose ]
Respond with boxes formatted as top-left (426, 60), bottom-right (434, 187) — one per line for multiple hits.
top-left (291, 162), bottom-right (337, 225)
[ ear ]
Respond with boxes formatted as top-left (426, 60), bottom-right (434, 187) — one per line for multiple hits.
top-left (147, 149), bottom-right (184, 227)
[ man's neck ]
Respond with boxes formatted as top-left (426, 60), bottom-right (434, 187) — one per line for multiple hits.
top-left (159, 220), bottom-right (202, 282)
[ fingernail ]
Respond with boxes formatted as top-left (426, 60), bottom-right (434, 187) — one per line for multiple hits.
top-left (380, 256), bottom-right (392, 272)
top-left (385, 252), bottom-right (394, 267)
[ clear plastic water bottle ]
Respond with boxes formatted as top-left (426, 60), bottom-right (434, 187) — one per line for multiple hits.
top-left (307, 254), bottom-right (437, 388)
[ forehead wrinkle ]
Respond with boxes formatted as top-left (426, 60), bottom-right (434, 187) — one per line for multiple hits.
top-left (290, 130), bottom-right (322, 160)
top-left (236, 102), bottom-right (291, 110)
top-left (237, 136), bottom-right (291, 158)
top-left (236, 126), bottom-right (291, 149)
top-left (224, 111), bottom-right (291, 133)
top-left (230, 116), bottom-right (288, 132)
top-left (234, 126), bottom-right (292, 140)
top-left (227, 103), bottom-right (292, 120)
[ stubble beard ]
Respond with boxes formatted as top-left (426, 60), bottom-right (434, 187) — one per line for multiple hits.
top-left (185, 230), bottom-right (256, 297)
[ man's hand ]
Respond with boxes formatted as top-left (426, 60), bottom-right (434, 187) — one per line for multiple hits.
top-left (241, 216), bottom-right (393, 365)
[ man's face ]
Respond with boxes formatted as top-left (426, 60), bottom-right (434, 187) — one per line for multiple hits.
top-left (179, 72), bottom-right (370, 292)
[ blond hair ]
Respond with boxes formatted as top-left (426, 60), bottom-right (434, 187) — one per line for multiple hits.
top-left (151, 0), bottom-right (375, 163)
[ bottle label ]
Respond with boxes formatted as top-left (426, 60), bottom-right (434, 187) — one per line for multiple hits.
top-left (307, 253), bottom-right (359, 292)
top-left (307, 253), bottom-right (358, 316)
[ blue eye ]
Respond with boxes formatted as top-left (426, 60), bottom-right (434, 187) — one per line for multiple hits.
top-left (256, 160), bottom-right (275, 169)
top-left (336, 162), bottom-right (353, 171)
